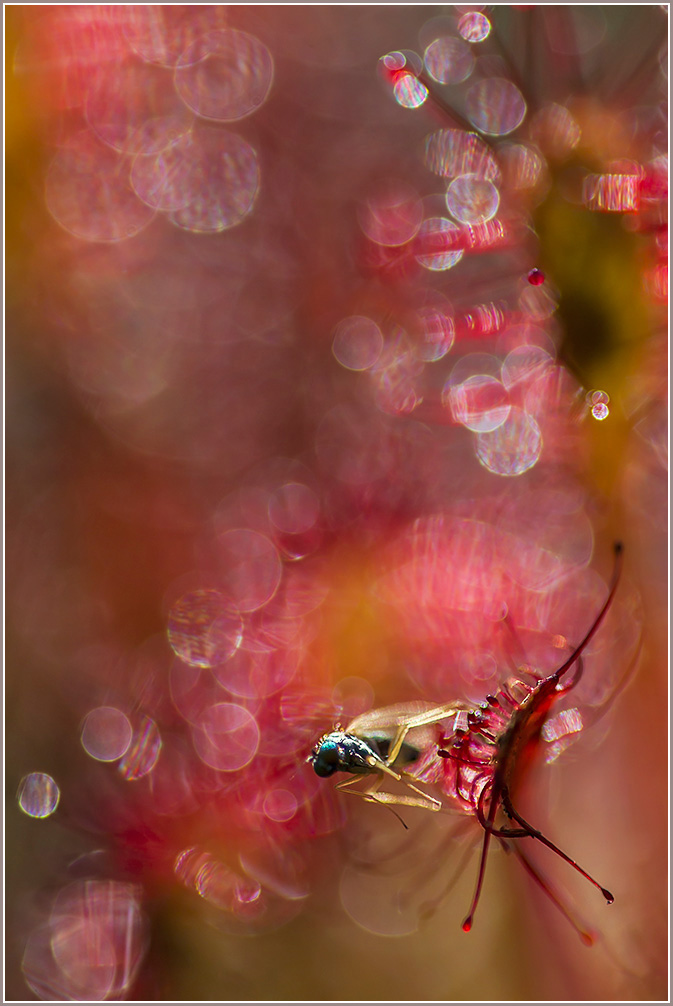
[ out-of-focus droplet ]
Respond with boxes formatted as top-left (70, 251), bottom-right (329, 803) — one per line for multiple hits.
top-left (85, 61), bottom-right (186, 155)
top-left (216, 529), bottom-right (282, 613)
top-left (458, 11), bottom-right (491, 43)
top-left (263, 789), bottom-right (298, 823)
top-left (415, 217), bottom-right (464, 270)
top-left (167, 588), bottom-right (243, 668)
top-left (358, 181), bottom-right (423, 247)
top-left (268, 483), bottom-right (320, 535)
top-left (168, 129), bottom-right (260, 233)
top-left (118, 717), bottom-right (162, 780)
top-left (445, 374), bottom-right (511, 432)
top-left (130, 131), bottom-right (196, 212)
top-left (174, 29), bottom-right (273, 122)
top-left (498, 143), bottom-right (544, 190)
top-left (424, 128), bottom-right (500, 180)
top-left (446, 173), bottom-right (500, 224)
top-left (583, 173), bottom-right (640, 212)
top-left (591, 402), bottom-right (610, 421)
top-left (424, 35), bottom-right (474, 84)
top-left (213, 644), bottom-right (301, 700)
top-left (475, 407), bottom-right (543, 476)
top-left (332, 316), bottom-right (384, 371)
top-left (466, 78), bottom-right (526, 136)
top-left (124, 6), bottom-right (226, 68)
top-left (22, 880), bottom-right (146, 1001)
top-left (393, 72), bottom-right (428, 109)
top-left (17, 773), bottom-right (60, 818)
top-left (530, 103), bottom-right (581, 160)
top-left (412, 299), bottom-right (455, 361)
top-left (501, 344), bottom-right (554, 391)
top-left (191, 702), bottom-right (260, 771)
top-left (45, 131), bottom-right (155, 243)
top-left (81, 706), bottom-right (133, 762)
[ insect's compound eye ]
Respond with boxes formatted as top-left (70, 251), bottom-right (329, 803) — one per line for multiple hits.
top-left (311, 740), bottom-right (340, 777)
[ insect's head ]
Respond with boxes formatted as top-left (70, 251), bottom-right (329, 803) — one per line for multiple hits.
top-left (307, 733), bottom-right (342, 777)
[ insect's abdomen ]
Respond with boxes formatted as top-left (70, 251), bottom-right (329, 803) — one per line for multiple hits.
top-left (365, 734), bottom-right (421, 767)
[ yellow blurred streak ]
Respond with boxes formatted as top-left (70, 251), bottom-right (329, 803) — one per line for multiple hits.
top-left (317, 544), bottom-right (398, 695)
top-left (534, 182), bottom-right (656, 498)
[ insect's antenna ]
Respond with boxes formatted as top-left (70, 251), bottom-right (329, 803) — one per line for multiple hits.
top-left (462, 782), bottom-right (499, 933)
top-left (508, 841), bottom-right (597, 947)
top-left (377, 801), bottom-right (408, 830)
top-left (552, 542), bottom-right (624, 684)
top-left (502, 787), bottom-right (613, 904)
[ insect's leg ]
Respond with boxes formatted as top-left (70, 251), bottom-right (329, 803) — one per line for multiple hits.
top-left (396, 770), bottom-right (442, 809)
top-left (501, 787), bottom-right (613, 903)
top-left (508, 842), bottom-right (597, 946)
top-left (335, 775), bottom-right (409, 828)
top-left (335, 774), bottom-right (442, 822)
top-left (334, 775), bottom-right (368, 794)
top-left (352, 789), bottom-right (440, 812)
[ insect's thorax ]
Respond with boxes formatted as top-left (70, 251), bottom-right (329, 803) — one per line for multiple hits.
top-left (314, 731), bottom-right (382, 776)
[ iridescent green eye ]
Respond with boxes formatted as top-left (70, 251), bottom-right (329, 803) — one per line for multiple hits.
top-left (312, 741), bottom-right (340, 777)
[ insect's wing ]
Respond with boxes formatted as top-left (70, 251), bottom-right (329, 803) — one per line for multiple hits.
top-left (346, 700), bottom-right (466, 737)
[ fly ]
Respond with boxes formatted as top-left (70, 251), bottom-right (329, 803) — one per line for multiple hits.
top-left (308, 701), bottom-right (466, 824)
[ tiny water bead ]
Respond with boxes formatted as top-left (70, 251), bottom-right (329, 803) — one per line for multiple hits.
top-left (17, 773), bottom-right (60, 818)
top-left (586, 389), bottom-right (610, 421)
top-left (527, 268), bottom-right (545, 285)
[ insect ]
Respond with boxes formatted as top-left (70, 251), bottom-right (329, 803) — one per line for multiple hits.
top-left (308, 701), bottom-right (466, 822)
top-left (437, 542), bottom-right (624, 943)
